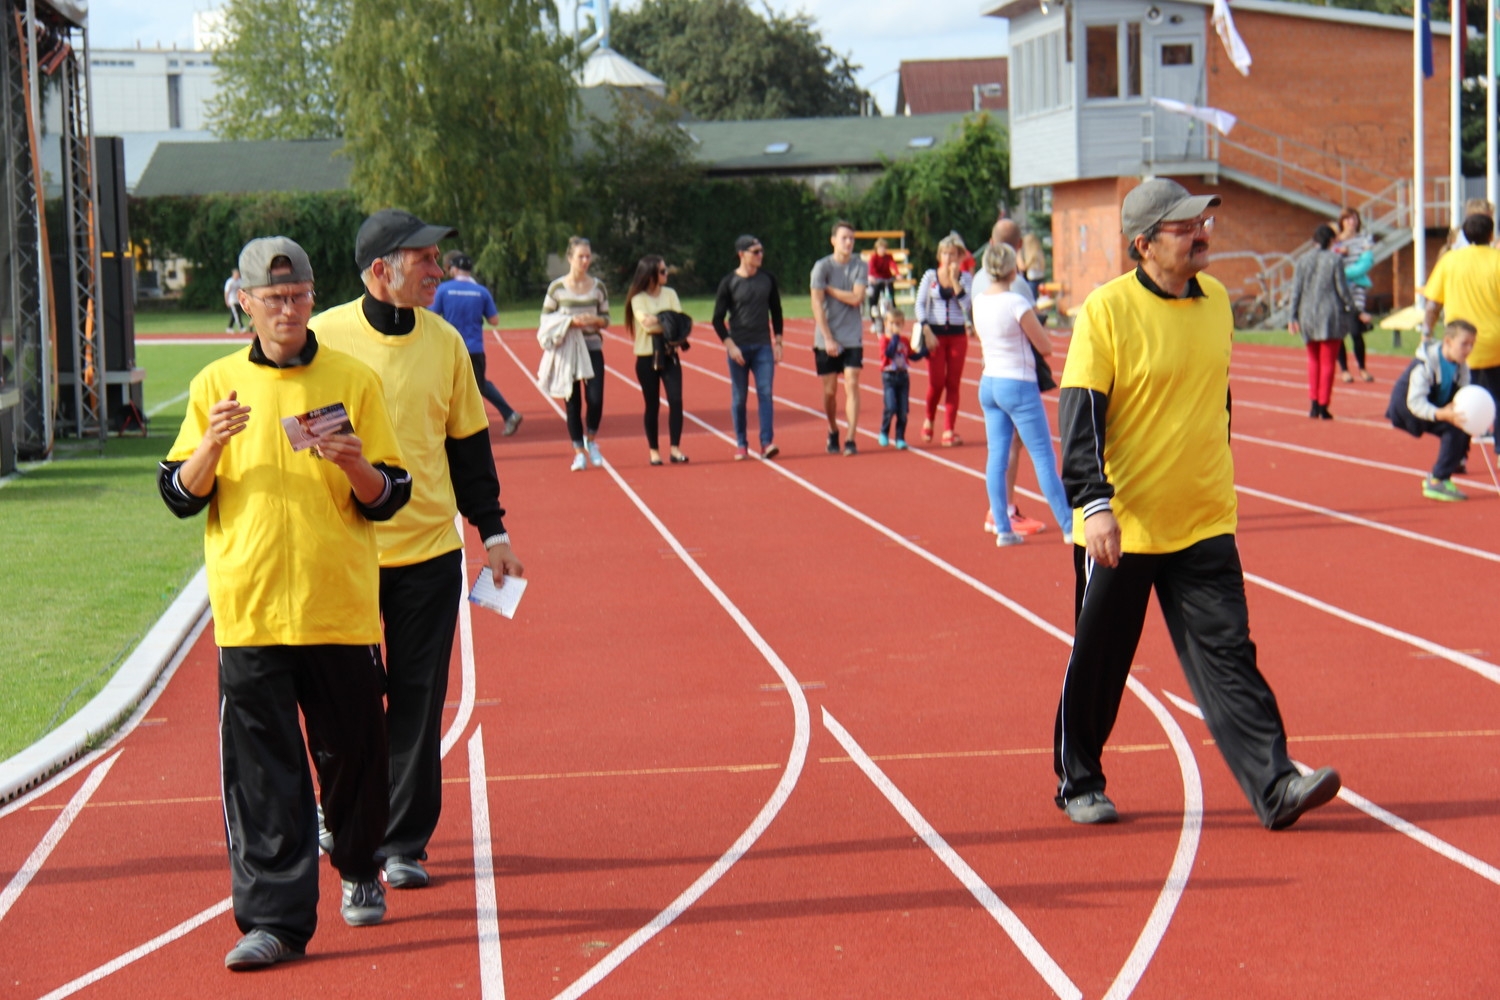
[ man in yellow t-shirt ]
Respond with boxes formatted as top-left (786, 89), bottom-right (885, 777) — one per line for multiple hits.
top-left (1422, 212), bottom-right (1500, 438)
top-left (315, 209), bottom-right (525, 892)
top-left (161, 237), bottom-right (412, 969)
top-left (1052, 179), bottom-right (1340, 831)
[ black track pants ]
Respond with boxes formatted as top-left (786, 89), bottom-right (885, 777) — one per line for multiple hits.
top-left (219, 644), bottom-right (388, 950)
top-left (380, 549), bottom-right (463, 859)
top-left (1053, 534), bottom-right (1299, 826)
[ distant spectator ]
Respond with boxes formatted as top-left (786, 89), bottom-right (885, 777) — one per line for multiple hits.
top-left (867, 237), bottom-right (897, 313)
top-left (543, 237), bottom-right (610, 471)
top-left (223, 268), bottom-right (245, 333)
top-left (1423, 213), bottom-right (1500, 434)
top-left (431, 253), bottom-right (524, 436)
top-left (625, 254), bottom-right (688, 466)
top-left (1332, 208), bottom-right (1375, 383)
top-left (916, 233), bottom-right (975, 446)
top-left (1386, 320), bottom-right (1478, 502)
top-left (1021, 232), bottom-right (1048, 299)
top-left (1288, 223), bottom-right (1355, 420)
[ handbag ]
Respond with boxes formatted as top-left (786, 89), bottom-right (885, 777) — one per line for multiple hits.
top-left (1032, 344), bottom-right (1057, 392)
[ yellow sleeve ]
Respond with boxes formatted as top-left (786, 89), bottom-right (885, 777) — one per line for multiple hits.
top-left (1059, 293), bottom-right (1116, 394)
top-left (165, 370), bottom-right (215, 462)
top-left (1423, 253), bottom-right (1448, 303)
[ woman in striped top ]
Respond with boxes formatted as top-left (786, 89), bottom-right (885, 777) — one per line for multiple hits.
top-left (915, 233), bottom-right (975, 446)
top-left (543, 237), bottom-right (611, 471)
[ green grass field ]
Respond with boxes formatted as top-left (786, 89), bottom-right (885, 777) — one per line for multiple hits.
top-left (0, 303), bottom-right (1422, 765)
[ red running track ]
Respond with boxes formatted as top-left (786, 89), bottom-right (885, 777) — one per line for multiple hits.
top-left (2, 320), bottom-right (1498, 999)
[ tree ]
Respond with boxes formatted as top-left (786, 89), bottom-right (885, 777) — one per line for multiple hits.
top-left (611, 0), bottom-right (867, 121)
top-left (206, 0), bottom-right (348, 139)
top-left (858, 114), bottom-right (1012, 270)
top-left (336, 0), bottom-right (577, 296)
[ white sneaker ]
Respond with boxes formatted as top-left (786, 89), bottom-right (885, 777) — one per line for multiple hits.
top-left (570, 453), bottom-right (587, 472)
top-left (587, 440), bottom-right (604, 467)
top-left (995, 532), bottom-right (1025, 547)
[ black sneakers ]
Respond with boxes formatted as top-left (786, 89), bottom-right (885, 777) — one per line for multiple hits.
top-left (1268, 767), bottom-right (1341, 830)
top-left (826, 430), bottom-right (840, 454)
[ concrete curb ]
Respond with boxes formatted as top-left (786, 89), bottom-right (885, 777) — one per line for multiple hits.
top-left (0, 567), bottom-right (210, 805)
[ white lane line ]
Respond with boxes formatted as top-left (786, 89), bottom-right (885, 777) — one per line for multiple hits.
top-left (1292, 762), bottom-right (1500, 887)
top-left (442, 514), bottom-right (479, 759)
top-left (1236, 433), bottom-right (1500, 495)
top-left (469, 727), bottom-right (506, 999)
top-left (0, 752), bottom-right (123, 925)
top-left (495, 334), bottom-right (812, 1000)
top-left (36, 897), bottom-right (235, 1000)
top-left (1103, 681), bottom-right (1203, 1000)
top-left (1244, 572), bottom-right (1500, 686)
top-left (568, 353), bottom-right (1199, 1000)
top-left (1235, 484), bottom-right (1500, 564)
top-left (1163, 692), bottom-right (1500, 888)
top-left (821, 708), bottom-right (1082, 1000)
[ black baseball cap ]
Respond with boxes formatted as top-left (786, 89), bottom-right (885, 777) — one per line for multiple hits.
top-left (735, 234), bottom-right (762, 253)
top-left (355, 209), bottom-right (457, 271)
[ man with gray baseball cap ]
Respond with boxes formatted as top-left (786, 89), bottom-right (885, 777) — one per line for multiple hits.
top-left (1049, 178), bottom-right (1341, 831)
top-left (160, 235), bottom-right (412, 967)
top-left (315, 210), bottom-right (524, 892)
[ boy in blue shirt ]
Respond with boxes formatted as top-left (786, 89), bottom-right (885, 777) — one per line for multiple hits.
top-left (1386, 320), bottom-right (1477, 501)
top-left (432, 254), bottom-right (523, 436)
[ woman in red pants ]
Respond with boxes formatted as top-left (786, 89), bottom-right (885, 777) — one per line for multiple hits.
top-left (916, 233), bottom-right (975, 445)
top-left (1288, 223), bottom-right (1355, 419)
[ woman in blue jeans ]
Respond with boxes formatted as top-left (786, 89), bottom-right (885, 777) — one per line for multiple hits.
top-left (970, 243), bottom-right (1072, 547)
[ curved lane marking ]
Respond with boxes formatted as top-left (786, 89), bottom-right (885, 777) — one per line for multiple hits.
top-left (494, 335), bottom-right (812, 1000)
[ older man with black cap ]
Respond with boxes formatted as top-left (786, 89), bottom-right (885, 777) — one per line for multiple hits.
top-left (712, 234), bottom-right (784, 460)
top-left (160, 236), bottom-right (412, 968)
top-left (315, 209), bottom-right (525, 890)
top-left (1051, 178), bottom-right (1341, 831)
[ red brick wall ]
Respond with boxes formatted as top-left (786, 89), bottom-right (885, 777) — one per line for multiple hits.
top-left (1205, 8), bottom-right (1451, 214)
top-left (1050, 177), bottom-right (1135, 312)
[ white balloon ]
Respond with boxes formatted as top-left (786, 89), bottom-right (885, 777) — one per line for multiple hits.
top-left (1453, 384), bottom-right (1496, 437)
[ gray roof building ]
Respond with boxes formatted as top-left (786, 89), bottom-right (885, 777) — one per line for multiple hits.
top-left (132, 139), bottom-right (350, 197)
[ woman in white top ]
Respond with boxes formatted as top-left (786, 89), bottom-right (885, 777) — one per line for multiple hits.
top-left (543, 237), bottom-right (610, 471)
top-left (971, 243), bottom-right (1072, 547)
top-left (624, 254), bottom-right (688, 465)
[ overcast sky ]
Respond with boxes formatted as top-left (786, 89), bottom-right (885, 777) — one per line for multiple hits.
top-left (84, 0), bottom-right (1009, 116)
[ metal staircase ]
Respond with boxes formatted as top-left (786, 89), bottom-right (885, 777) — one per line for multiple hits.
top-left (1149, 110), bottom-right (1448, 328)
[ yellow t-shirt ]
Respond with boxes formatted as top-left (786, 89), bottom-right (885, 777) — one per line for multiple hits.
top-left (1061, 270), bottom-right (1237, 554)
top-left (313, 300), bottom-right (489, 567)
top-left (166, 345), bottom-right (402, 646)
top-left (630, 287), bottom-right (682, 356)
top-left (1423, 244), bottom-right (1500, 369)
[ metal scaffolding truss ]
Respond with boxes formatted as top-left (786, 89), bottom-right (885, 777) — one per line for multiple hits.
top-left (57, 23), bottom-right (104, 441)
top-left (1, 3), bottom-right (49, 458)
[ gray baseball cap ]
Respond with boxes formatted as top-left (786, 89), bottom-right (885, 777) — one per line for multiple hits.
top-left (238, 236), bottom-right (314, 289)
top-left (1121, 178), bottom-right (1220, 239)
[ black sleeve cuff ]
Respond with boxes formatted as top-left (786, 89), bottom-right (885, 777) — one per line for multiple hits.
top-left (355, 463), bottom-right (412, 522)
top-left (158, 460), bottom-right (211, 518)
top-left (446, 430), bottom-right (507, 538)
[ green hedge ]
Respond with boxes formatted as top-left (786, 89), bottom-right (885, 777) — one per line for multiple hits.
top-left (128, 191), bottom-right (369, 310)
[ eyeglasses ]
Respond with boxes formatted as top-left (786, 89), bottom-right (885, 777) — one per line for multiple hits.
top-left (1157, 216), bottom-right (1215, 236)
top-left (250, 289), bottom-right (315, 310)
top-left (657, 267), bottom-right (669, 276)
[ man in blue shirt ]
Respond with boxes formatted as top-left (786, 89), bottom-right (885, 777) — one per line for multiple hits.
top-left (431, 254), bottom-right (523, 436)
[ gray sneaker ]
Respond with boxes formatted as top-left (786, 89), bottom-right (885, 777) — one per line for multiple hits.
top-left (503, 412), bottom-right (524, 437)
top-left (315, 804), bottom-right (334, 855)
top-left (225, 928), bottom-right (302, 971)
top-left (340, 877), bottom-right (387, 926)
top-left (383, 854), bottom-right (430, 889)
top-left (1063, 790), bottom-right (1119, 824)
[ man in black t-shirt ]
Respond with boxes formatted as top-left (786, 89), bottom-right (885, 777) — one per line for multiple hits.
top-left (713, 234), bottom-right (784, 460)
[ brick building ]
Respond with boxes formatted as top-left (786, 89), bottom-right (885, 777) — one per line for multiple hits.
top-left (985, 0), bottom-right (1455, 318)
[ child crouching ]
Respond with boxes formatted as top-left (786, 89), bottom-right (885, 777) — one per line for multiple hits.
top-left (1386, 319), bottom-right (1477, 501)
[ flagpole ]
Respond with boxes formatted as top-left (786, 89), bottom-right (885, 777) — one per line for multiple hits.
top-left (1489, 0), bottom-right (1497, 211)
top-left (1451, 4), bottom-right (1464, 227)
top-left (1415, 3), bottom-right (1427, 324)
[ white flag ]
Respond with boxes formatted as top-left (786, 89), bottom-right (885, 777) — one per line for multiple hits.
top-left (1213, 0), bottom-right (1252, 76)
top-left (1150, 97), bottom-right (1237, 136)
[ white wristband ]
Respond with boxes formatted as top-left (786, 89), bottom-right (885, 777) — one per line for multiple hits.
top-left (483, 532), bottom-right (510, 550)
